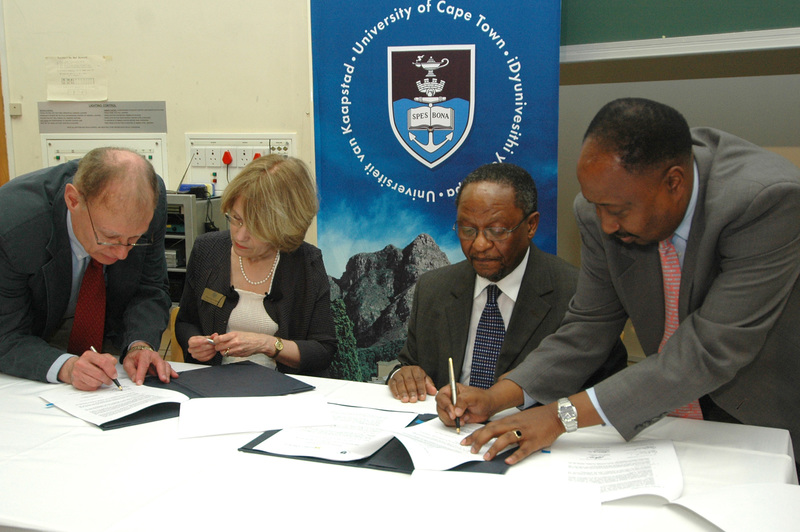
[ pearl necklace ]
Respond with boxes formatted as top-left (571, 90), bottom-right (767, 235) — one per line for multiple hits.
top-left (239, 251), bottom-right (279, 286)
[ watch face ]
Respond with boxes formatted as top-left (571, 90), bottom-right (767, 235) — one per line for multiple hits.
top-left (558, 399), bottom-right (578, 432)
top-left (275, 339), bottom-right (284, 351)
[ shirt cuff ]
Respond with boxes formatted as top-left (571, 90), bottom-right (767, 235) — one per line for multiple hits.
top-left (521, 389), bottom-right (538, 409)
top-left (586, 387), bottom-right (612, 427)
top-left (385, 364), bottom-right (403, 384)
top-left (47, 354), bottom-right (77, 383)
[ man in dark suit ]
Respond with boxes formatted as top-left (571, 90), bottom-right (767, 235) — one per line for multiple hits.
top-left (388, 163), bottom-right (627, 402)
top-left (0, 147), bottom-right (177, 390)
top-left (439, 98), bottom-right (800, 470)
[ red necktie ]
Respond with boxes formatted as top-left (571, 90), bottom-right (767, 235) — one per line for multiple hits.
top-left (658, 239), bottom-right (703, 420)
top-left (68, 258), bottom-right (106, 355)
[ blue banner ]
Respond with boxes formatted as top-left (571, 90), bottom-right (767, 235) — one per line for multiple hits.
top-left (311, 1), bottom-right (561, 381)
top-left (312, 1), bottom-right (561, 276)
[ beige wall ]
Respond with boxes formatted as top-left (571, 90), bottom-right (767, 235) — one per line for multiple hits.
top-left (2, 2), bottom-right (798, 257)
top-left (2, 0), bottom-right (317, 238)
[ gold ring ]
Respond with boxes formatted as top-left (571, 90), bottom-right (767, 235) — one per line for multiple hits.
top-left (224, 348), bottom-right (230, 356)
top-left (513, 429), bottom-right (522, 440)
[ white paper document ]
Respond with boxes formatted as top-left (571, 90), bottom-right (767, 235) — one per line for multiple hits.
top-left (255, 404), bottom-right (417, 461)
top-left (549, 438), bottom-right (683, 502)
top-left (178, 394), bottom-right (332, 438)
top-left (390, 419), bottom-right (499, 471)
top-left (324, 381), bottom-right (437, 415)
top-left (40, 377), bottom-right (188, 426)
top-left (45, 55), bottom-right (108, 101)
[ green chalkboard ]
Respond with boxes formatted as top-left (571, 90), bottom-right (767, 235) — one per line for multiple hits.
top-left (562, 1), bottom-right (800, 46)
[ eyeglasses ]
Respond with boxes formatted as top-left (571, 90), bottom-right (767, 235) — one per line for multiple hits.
top-left (85, 201), bottom-right (152, 247)
top-left (453, 215), bottom-right (530, 242)
top-left (224, 212), bottom-right (245, 228)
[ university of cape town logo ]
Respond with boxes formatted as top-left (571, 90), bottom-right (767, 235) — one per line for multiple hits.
top-left (388, 45), bottom-right (475, 169)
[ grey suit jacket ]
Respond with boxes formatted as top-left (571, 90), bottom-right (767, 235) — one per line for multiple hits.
top-left (0, 160), bottom-right (171, 382)
top-left (398, 243), bottom-right (626, 390)
top-left (508, 128), bottom-right (800, 447)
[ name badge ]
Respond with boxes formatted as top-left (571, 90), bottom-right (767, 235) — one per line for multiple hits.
top-left (201, 288), bottom-right (226, 308)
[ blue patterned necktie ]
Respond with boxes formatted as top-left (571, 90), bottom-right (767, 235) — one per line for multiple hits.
top-left (469, 284), bottom-right (505, 389)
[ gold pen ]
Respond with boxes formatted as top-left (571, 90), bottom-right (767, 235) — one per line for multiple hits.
top-left (90, 346), bottom-right (123, 390)
top-left (448, 357), bottom-right (460, 433)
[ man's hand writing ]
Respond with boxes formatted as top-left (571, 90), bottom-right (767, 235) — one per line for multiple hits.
top-left (435, 383), bottom-right (496, 425)
top-left (58, 350), bottom-right (119, 390)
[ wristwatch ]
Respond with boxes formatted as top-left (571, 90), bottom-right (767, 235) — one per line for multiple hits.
top-left (557, 397), bottom-right (578, 433)
top-left (273, 337), bottom-right (284, 358)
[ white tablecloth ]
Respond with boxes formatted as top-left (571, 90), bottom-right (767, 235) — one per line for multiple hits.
top-left (0, 363), bottom-right (796, 532)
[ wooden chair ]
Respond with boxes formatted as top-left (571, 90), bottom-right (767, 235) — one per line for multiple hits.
top-left (167, 306), bottom-right (184, 362)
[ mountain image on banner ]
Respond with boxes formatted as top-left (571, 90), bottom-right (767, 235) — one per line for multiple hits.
top-left (328, 234), bottom-right (450, 381)
top-left (388, 45), bottom-right (475, 169)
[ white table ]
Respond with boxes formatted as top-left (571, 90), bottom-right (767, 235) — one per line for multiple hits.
top-left (0, 363), bottom-right (796, 532)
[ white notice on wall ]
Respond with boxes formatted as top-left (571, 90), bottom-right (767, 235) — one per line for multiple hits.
top-left (46, 55), bottom-right (108, 101)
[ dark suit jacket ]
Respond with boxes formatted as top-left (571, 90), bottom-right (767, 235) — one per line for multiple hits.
top-left (509, 128), bottom-right (800, 448)
top-left (0, 160), bottom-right (171, 382)
top-left (398, 243), bottom-right (627, 389)
top-left (175, 231), bottom-right (337, 377)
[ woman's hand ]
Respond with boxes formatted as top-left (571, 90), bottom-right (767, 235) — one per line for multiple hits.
top-left (186, 333), bottom-right (220, 362)
top-left (213, 331), bottom-right (272, 358)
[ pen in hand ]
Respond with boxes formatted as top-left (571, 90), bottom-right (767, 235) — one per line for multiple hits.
top-left (448, 357), bottom-right (460, 433)
top-left (90, 346), bottom-right (123, 390)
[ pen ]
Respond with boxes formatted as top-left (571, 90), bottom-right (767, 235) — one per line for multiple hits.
top-left (448, 357), bottom-right (460, 434)
top-left (205, 338), bottom-right (216, 345)
top-left (90, 346), bottom-right (123, 390)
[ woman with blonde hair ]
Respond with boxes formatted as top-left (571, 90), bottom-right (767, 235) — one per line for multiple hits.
top-left (175, 155), bottom-right (336, 376)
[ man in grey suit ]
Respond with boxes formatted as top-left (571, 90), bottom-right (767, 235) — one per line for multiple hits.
top-left (388, 163), bottom-right (627, 402)
top-left (438, 98), bottom-right (800, 469)
top-left (0, 147), bottom-right (177, 390)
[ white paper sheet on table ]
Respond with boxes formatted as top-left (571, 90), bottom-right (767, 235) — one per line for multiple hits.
top-left (324, 381), bottom-right (437, 414)
top-left (549, 438), bottom-right (683, 502)
top-left (390, 419), bottom-right (499, 471)
top-left (177, 394), bottom-right (332, 438)
top-left (254, 404), bottom-right (417, 461)
top-left (40, 376), bottom-right (188, 426)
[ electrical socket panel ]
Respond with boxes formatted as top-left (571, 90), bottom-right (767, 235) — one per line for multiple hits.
top-left (191, 147), bottom-right (205, 167)
top-left (235, 147), bottom-right (252, 167)
top-left (184, 133), bottom-right (297, 194)
top-left (206, 147), bottom-right (221, 167)
top-left (41, 133), bottom-right (168, 180)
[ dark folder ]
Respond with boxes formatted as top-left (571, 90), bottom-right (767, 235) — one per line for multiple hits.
top-left (99, 361), bottom-right (314, 430)
top-left (238, 414), bottom-right (512, 475)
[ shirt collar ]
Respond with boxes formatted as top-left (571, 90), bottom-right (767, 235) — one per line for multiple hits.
top-left (473, 246), bottom-right (530, 303)
top-left (672, 160), bottom-right (699, 245)
top-left (66, 210), bottom-right (91, 262)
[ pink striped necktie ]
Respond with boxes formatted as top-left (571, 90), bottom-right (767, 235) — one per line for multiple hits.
top-left (658, 239), bottom-right (703, 420)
